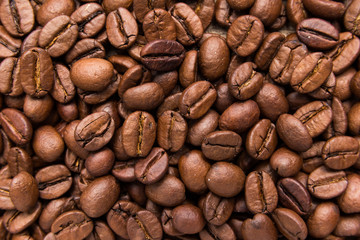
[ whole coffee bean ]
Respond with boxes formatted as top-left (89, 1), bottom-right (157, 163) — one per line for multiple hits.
top-left (344, 0), bottom-right (360, 36)
top-left (75, 112), bottom-right (115, 152)
top-left (307, 166), bottom-right (348, 199)
top-left (179, 50), bottom-right (198, 88)
top-left (246, 119), bottom-right (277, 161)
top-left (145, 174), bottom-right (186, 207)
top-left (169, 3), bottom-right (204, 46)
top-left (51, 210), bottom-right (93, 240)
top-left (172, 204), bottom-right (205, 234)
top-left (110, 127), bottom-right (130, 161)
top-left (308, 72), bottom-right (336, 100)
top-left (0, 108), bottom-right (33, 145)
top-left (0, 25), bottom-right (21, 58)
top-left (65, 38), bottom-right (106, 65)
top-left (38, 196), bottom-right (76, 233)
top-left (3, 201), bottom-right (41, 234)
top-left (36, 0), bottom-right (75, 26)
top-left (50, 63), bottom-right (75, 104)
top-left (228, 62), bottom-right (263, 100)
top-left (241, 213), bottom-right (277, 240)
top-left (300, 141), bottom-right (325, 173)
top-left (161, 208), bottom-right (182, 236)
top-left (0, 57), bottom-right (23, 96)
top-left (71, 58), bottom-right (113, 92)
top-left (307, 202), bottom-right (340, 238)
top-left (106, 7), bottom-right (138, 49)
top-left (32, 125), bottom-right (64, 162)
top-left (85, 148), bottom-right (114, 177)
top-left (70, 3), bottom-right (106, 39)
top-left (303, 0), bottom-right (345, 20)
top-left (24, 94), bottom-right (54, 123)
top-left (227, 15), bottom-right (264, 57)
top-left (214, 0), bottom-right (239, 28)
top-left (38, 15), bottom-right (78, 57)
top-left (219, 100), bottom-right (260, 134)
top-left (245, 171), bottom-right (278, 214)
top-left (20, 28), bottom-right (41, 54)
top-left (270, 40), bottom-right (308, 85)
top-left (203, 191), bottom-right (235, 226)
top-left (276, 114), bottom-right (312, 152)
top-left (92, 101), bottom-right (121, 129)
top-left (122, 111), bottom-right (156, 157)
top-left (277, 178), bottom-right (311, 216)
top-left (249, 0), bottom-right (282, 26)
top-left (0, 0), bottom-right (35, 37)
top-left (334, 67), bottom-right (356, 101)
top-left (133, 0), bottom-right (165, 22)
top-left (86, 221), bottom-right (115, 240)
top-left (141, 39), bottom-right (185, 72)
top-left (19, 47), bottom-right (54, 98)
top-left (326, 32), bottom-right (360, 74)
top-left (10, 171), bottom-right (38, 212)
top-left (334, 214), bottom-right (360, 237)
top-left (187, 110), bottom-right (219, 146)
top-left (255, 83), bottom-right (289, 122)
top-left (143, 9), bottom-right (177, 41)
top-left (178, 150), bottom-right (210, 193)
top-left (286, 0), bottom-right (308, 25)
top-left (123, 82), bottom-right (165, 111)
top-left (187, 0), bottom-right (215, 29)
top-left (117, 64), bottom-right (150, 98)
top-left (80, 175), bottom-right (120, 218)
top-left (36, 164), bottom-right (72, 199)
top-left (127, 210), bottom-right (163, 240)
top-left (134, 147), bottom-right (168, 184)
top-left (201, 130), bottom-right (242, 161)
top-left (255, 32), bottom-right (285, 71)
top-left (7, 147), bottom-right (32, 177)
top-left (153, 70), bottom-right (178, 96)
top-left (270, 148), bottom-right (302, 177)
top-left (206, 162), bottom-right (245, 198)
top-left (108, 55), bottom-right (138, 74)
top-left (338, 174), bottom-right (360, 213)
top-left (322, 136), bottom-right (359, 170)
top-left (199, 36), bottom-right (230, 81)
top-left (0, 179), bottom-right (15, 210)
top-left (297, 18), bottom-right (339, 50)
top-left (64, 120), bottom-right (89, 159)
top-left (271, 208), bottom-right (308, 240)
top-left (291, 52), bottom-right (333, 93)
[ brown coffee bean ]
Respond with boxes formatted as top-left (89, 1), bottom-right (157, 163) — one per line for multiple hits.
top-left (9, 171), bottom-right (38, 212)
top-left (338, 174), bottom-right (360, 213)
top-left (122, 111), bottom-right (156, 158)
top-left (308, 72), bottom-right (336, 100)
top-left (307, 166), bottom-right (348, 199)
top-left (307, 202), bottom-right (340, 238)
top-left (19, 47), bottom-right (54, 98)
top-left (133, 0), bottom-right (165, 23)
top-left (143, 9), bottom-right (177, 41)
top-left (179, 50), bottom-right (199, 88)
top-left (0, 57), bottom-right (23, 97)
top-left (153, 70), bottom-right (177, 96)
top-left (36, 0), bottom-right (75, 26)
top-left (300, 141), bottom-right (325, 173)
top-left (172, 204), bottom-right (205, 234)
top-left (32, 125), bottom-right (64, 162)
top-left (334, 214), bottom-right (360, 237)
top-left (322, 136), bottom-right (359, 170)
top-left (303, 0), bottom-right (345, 20)
top-left (85, 148), bottom-right (114, 177)
top-left (201, 130), bottom-right (242, 161)
top-left (270, 148), bottom-right (303, 177)
top-left (65, 38), bottom-right (106, 65)
top-left (271, 208), bottom-right (308, 240)
top-left (286, 0), bottom-right (308, 25)
top-left (214, 0), bottom-right (239, 28)
top-left (227, 15), bottom-right (264, 57)
top-left (255, 32), bottom-right (285, 71)
top-left (7, 147), bottom-right (32, 177)
top-left (24, 94), bottom-right (54, 123)
top-left (344, 0), bottom-right (360, 36)
top-left (245, 171), bottom-right (278, 214)
top-left (63, 120), bottom-right (89, 159)
top-left (334, 67), bottom-right (356, 101)
top-left (249, 0), bottom-right (282, 26)
top-left (127, 210), bottom-right (163, 240)
top-left (203, 191), bottom-right (235, 226)
top-left (242, 214), bottom-right (278, 240)
top-left (187, 110), bottom-right (219, 147)
top-left (348, 102), bottom-right (360, 135)
top-left (0, 179), bottom-right (15, 210)
top-left (0, 25), bottom-right (21, 58)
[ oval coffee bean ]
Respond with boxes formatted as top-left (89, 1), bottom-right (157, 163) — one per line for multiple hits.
top-left (141, 39), bottom-right (185, 72)
top-left (303, 0), bottom-right (345, 20)
top-left (127, 210), bottom-right (163, 240)
top-left (10, 171), bottom-right (38, 212)
top-left (32, 125), bottom-right (64, 162)
top-left (7, 147), bottom-right (32, 177)
top-left (0, 57), bottom-right (22, 97)
top-left (172, 204), bottom-right (205, 234)
top-left (241, 213), bottom-right (277, 240)
top-left (307, 166), bottom-right (348, 199)
top-left (201, 130), bottom-right (242, 161)
top-left (80, 175), bottom-right (120, 218)
top-left (122, 111), bottom-right (156, 158)
top-left (270, 148), bottom-right (303, 177)
top-left (322, 136), bottom-right (360, 170)
top-left (0, 25), bottom-right (21, 58)
top-left (50, 63), bottom-right (75, 104)
top-left (142, 9), bottom-right (176, 42)
top-left (0, 179), bottom-right (15, 210)
top-left (75, 112), bottom-right (115, 152)
top-left (307, 202), bottom-right (340, 238)
top-left (135, 147), bottom-right (168, 185)
top-left (85, 148), bottom-right (115, 177)
top-left (271, 208), bottom-right (308, 240)
top-left (65, 38), bottom-right (106, 65)
top-left (203, 191), bottom-right (235, 226)
top-left (297, 18), bottom-right (339, 50)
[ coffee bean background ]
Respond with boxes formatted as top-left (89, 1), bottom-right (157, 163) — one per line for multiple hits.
top-left (0, 0), bottom-right (360, 239)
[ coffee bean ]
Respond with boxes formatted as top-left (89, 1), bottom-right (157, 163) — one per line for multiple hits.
top-left (0, 25), bottom-right (21, 58)
top-left (127, 210), bottom-right (163, 240)
top-left (242, 213), bottom-right (278, 240)
top-left (287, 0), bottom-right (308, 25)
top-left (86, 221), bottom-right (115, 240)
top-left (65, 38), bottom-right (106, 65)
top-left (344, 0), bottom-right (360, 36)
top-left (0, 179), bottom-right (15, 210)
top-left (85, 148), bottom-right (114, 177)
top-left (7, 147), bottom-right (32, 177)
top-left (0, 57), bottom-right (23, 96)
top-left (227, 15), bottom-right (264, 57)
top-left (203, 191), bottom-right (235, 226)
top-left (338, 174), bottom-right (360, 213)
top-left (143, 9), bottom-right (176, 41)
top-left (187, 110), bottom-right (219, 146)
top-left (172, 204), bottom-right (205, 234)
top-left (303, 0), bottom-right (345, 20)
top-left (141, 39), bottom-right (185, 72)
top-left (271, 208), bottom-right (308, 240)
top-left (307, 202), bottom-right (339, 238)
top-left (308, 72), bottom-right (336, 100)
top-left (255, 32), bottom-right (285, 71)
top-left (10, 171), bottom-right (38, 212)
top-left (215, 0), bottom-right (239, 28)
top-left (300, 141), bottom-right (325, 173)
top-left (36, 0), bottom-right (75, 26)
top-left (249, 0), bottom-right (282, 26)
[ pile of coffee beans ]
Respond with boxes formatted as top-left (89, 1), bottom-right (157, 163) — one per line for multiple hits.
top-left (0, 0), bottom-right (360, 239)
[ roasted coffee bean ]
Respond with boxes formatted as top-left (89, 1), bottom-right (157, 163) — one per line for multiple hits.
top-left (143, 9), bottom-right (177, 41)
top-left (344, 0), bottom-right (360, 36)
top-left (214, 0), bottom-right (239, 28)
top-left (65, 38), bottom-right (106, 65)
top-left (246, 119), bottom-right (277, 161)
top-left (348, 102), bottom-right (360, 135)
top-left (322, 136), bottom-right (359, 170)
top-left (201, 130), bottom-right (242, 161)
top-left (334, 67), bottom-right (356, 101)
top-left (0, 108), bottom-right (33, 145)
top-left (270, 148), bottom-right (303, 177)
top-left (10, 171), bottom-right (38, 212)
top-left (300, 141), bottom-right (325, 173)
top-left (228, 62), bottom-right (263, 100)
top-left (85, 148), bottom-right (114, 177)
top-left (106, 7), bottom-right (138, 49)
top-left (187, 110), bottom-right (219, 146)
top-left (179, 50), bottom-right (198, 88)
top-left (286, 0), bottom-right (308, 25)
top-left (35, 164), bottom-right (72, 199)
top-left (334, 214), bottom-right (360, 237)
top-left (172, 204), bottom-right (205, 234)
top-left (307, 202), bottom-right (340, 238)
top-left (133, 0), bottom-right (165, 23)
top-left (0, 57), bottom-right (23, 96)
top-left (338, 173), bottom-right (360, 213)
top-left (70, 3), bottom-right (106, 39)
top-left (75, 112), bottom-right (115, 152)
top-left (0, 25), bottom-right (21, 58)
top-left (0, 178), bottom-right (16, 210)
top-left (307, 166), bottom-right (348, 199)
top-left (187, 0), bottom-right (215, 29)
top-left (277, 178), bottom-right (311, 216)
top-left (245, 171), bottom-right (278, 214)
top-left (135, 147), bottom-right (168, 184)
top-left (64, 120), bottom-right (89, 159)
top-left (50, 63), bottom-right (75, 103)
top-left (303, 0), bottom-right (345, 20)
top-left (249, 0), bottom-right (282, 26)
top-left (226, 0), bottom-right (254, 11)
top-left (127, 210), bottom-right (163, 240)
top-left (241, 213), bottom-right (278, 240)
top-left (122, 111), bottom-right (156, 157)
top-left (153, 70), bottom-right (178, 96)
top-left (24, 94), bottom-right (54, 123)
top-left (19, 47), bottom-right (54, 98)
top-left (36, 0), bottom-right (75, 26)
top-left (7, 147), bottom-right (32, 177)
top-left (157, 110), bottom-right (187, 152)
top-left (117, 64), bottom-right (150, 98)
top-left (297, 18), bottom-right (339, 50)
top-left (255, 32), bottom-right (285, 71)
top-left (141, 39), bottom-right (185, 72)
top-left (20, 28), bottom-right (41, 54)
top-left (203, 191), bottom-right (235, 226)
top-left (271, 208), bottom-right (308, 240)
top-left (227, 15), bottom-right (264, 57)
top-left (0, 0), bottom-right (35, 37)
top-left (38, 15), bottom-right (78, 57)
top-left (308, 72), bottom-right (336, 100)
top-left (33, 125), bottom-right (64, 162)
top-left (86, 221), bottom-right (115, 240)
top-left (51, 210), bottom-right (93, 240)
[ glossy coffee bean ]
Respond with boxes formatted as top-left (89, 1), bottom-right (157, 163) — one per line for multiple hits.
top-left (85, 148), bottom-right (114, 177)
top-left (338, 174), bottom-right (360, 213)
top-left (7, 147), bottom-right (32, 177)
top-left (65, 38), bottom-right (106, 65)
top-left (0, 179), bottom-right (15, 210)
top-left (203, 191), bottom-right (235, 226)
top-left (249, 0), bottom-right (282, 26)
top-left (271, 208), bottom-right (308, 240)
top-left (307, 202), bottom-right (340, 238)
top-left (242, 214), bottom-right (277, 240)
top-left (126, 210), bottom-right (163, 240)
top-left (32, 125), bottom-right (64, 162)
top-left (143, 9), bottom-right (176, 41)
top-left (10, 171), bottom-right (38, 212)
top-left (255, 32), bottom-right (285, 71)
top-left (303, 0), bottom-right (345, 20)
top-left (0, 25), bottom-right (21, 58)
top-left (172, 204), bottom-right (205, 234)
